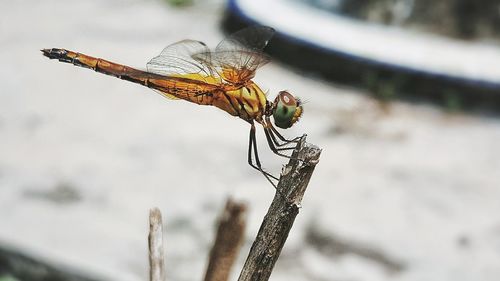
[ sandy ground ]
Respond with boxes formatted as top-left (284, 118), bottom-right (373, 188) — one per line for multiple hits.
top-left (1, 1), bottom-right (500, 281)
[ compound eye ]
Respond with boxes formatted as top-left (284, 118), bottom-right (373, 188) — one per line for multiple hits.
top-left (273, 91), bottom-right (297, 129)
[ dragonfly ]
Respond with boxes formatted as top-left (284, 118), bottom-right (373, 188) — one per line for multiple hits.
top-left (41, 26), bottom-right (303, 187)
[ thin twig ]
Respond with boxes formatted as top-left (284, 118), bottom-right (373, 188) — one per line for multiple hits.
top-left (238, 135), bottom-right (321, 281)
top-left (149, 207), bottom-right (166, 281)
top-left (204, 198), bottom-right (248, 281)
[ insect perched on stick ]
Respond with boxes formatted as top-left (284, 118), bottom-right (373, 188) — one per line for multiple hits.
top-left (42, 26), bottom-right (304, 187)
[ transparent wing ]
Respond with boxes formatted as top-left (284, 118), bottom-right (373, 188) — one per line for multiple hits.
top-left (216, 26), bottom-right (275, 56)
top-left (146, 39), bottom-right (219, 84)
top-left (193, 26), bottom-right (275, 84)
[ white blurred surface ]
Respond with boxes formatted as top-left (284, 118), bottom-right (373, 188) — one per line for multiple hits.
top-left (240, 0), bottom-right (500, 83)
top-left (1, 1), bottom-right (500, 281)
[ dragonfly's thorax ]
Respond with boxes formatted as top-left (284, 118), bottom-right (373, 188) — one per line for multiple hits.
top-left (212, 81), bottom-right (268, 123)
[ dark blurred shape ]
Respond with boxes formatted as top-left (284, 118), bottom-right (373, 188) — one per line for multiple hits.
top-left (299, 0), bottom-right (500, 40)
top-left (23, 182), bottom-right (82, 204)
top-left (165, 0), bottom-right (194, 7)
top-left (457, 235), bottom-right (471, 248)
top-left (305, 224), bottom-right (406, 274)
top-left (222, 0), bottom-right (500, 113)
top-left (0, 246), bottom-right (101, 281)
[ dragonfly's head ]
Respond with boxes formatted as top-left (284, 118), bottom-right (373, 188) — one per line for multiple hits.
top-left (272, 91), bottom-right (303, 129)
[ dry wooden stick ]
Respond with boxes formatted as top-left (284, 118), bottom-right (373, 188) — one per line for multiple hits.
top-left (149, 208), bottom-right (166, 281)
top-left (204, 198), bottom-right (248, 281)
top-left (238, 135), bottom-right (321, 281)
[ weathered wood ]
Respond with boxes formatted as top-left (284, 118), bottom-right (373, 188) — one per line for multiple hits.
top-left (203, 198), bottom-right (248, 281)
top-left (149, 208), bottom-right (165, 281)
top-left (238, 135), bottom-right (321, 281)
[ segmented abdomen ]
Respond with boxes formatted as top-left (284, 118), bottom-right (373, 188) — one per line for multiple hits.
top-left (41, 48), bottom-right (219, 105)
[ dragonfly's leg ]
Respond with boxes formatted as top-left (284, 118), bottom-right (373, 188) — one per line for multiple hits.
top-left (270, 124), bottom-right (302, 144)
top-left (263, 127), bottom-right (296, 159)
top-left (248, 123), bottom-right (279, 186)
top-left (265, 116), bottom-right (302, 144)
top-left (264, 125), bottom-right (297, 151)
top-left (263, 118), bottom-right (300, 152)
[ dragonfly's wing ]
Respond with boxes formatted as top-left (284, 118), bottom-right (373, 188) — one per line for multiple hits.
top-left (193, 26), bottom-right (275, 85)
top-left (146, 39), bottom-right (220, 84)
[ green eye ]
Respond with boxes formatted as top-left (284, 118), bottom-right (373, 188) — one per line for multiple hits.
top-left (273, 92), bottom-right (297, 129)
top-left (273, 103), bottom-right (296, 129)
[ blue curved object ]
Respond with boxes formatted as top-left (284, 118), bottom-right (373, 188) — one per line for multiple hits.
top-left (223, 0), bottom-right (500, 109)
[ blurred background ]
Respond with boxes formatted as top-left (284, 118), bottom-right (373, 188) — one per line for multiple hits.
top-left (1, 0), bottom-right (500, 281)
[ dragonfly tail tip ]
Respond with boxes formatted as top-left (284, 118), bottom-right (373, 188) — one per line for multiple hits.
top-left (41, 48), bottom-right (51, 58)
top-left (40, 48), bottom-right (66, 60)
